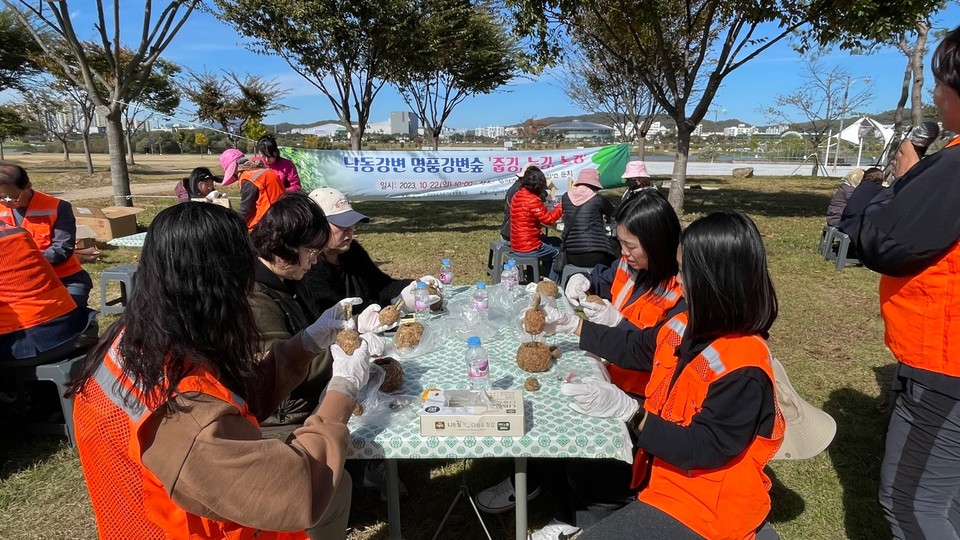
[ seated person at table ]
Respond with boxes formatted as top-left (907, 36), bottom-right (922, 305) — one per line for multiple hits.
top-left (69, 202), bottom-right (369, 540)
top-left (299, 187), bottom-right (441, 315)
top-left (249, 192), bottom-right (387, 425)
top-left (475, 188), bottom-right (682, 517)
top-left (220, 148), bottom-right (285, 231)
top-left (620, 160), bottom-right (654, 202)
top-left (174, 167), bottom-right (223, 203)
top-left (1, 223), bottom-right (96, 362)
top-left (500, 163), bottom-right (553, 242)
top-left (254, 134), bottom-right (302, 192)
top-left (0, 164), bottom-right (94, 308)
top-left (558, 168), bottom-right (617, 270)
top-left (510, 166), bottom-right (564, 281)
top-left (535, 211), bottom-right (782, 540)
top-left (825, 167), bottom-right (881, 227)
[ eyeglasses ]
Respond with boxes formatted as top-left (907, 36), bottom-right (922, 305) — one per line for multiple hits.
top-left (0, 191), bottom-right (26, 205)
top-left (304, 247), bottom-right (321, 260)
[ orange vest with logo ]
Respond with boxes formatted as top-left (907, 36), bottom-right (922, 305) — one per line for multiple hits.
top-left (634, 314), bottom-right (785, 540)
top-left (0, 225), bottom-right (76, 334)
top-left (240, 168), bottom-right (285, 231)
top-left (879, 137), bottom-right (960, 377)
top-left (0, 190), bottom-right (84, 279)
top-left (73, 334), bottom-right (307, 540)
top-left (607, 258), bottom-right (683, 395)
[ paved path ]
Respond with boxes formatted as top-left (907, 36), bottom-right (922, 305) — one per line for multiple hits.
top-left (49, 182), bottom-right (177, 203)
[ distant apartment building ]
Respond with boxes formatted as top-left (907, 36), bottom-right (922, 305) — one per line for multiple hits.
top-left (723, 123), bottom-right (758, 137)
top-left (291, 123), bottom-right (348, 137)
top-left (475, 125), bottom-right (507, 138)
top-left (692, 124), bottom-right (703, 137)
top-left (757, 124), bottom-right (789, 136)
top-left (390, 111), bottom-right (419, 136)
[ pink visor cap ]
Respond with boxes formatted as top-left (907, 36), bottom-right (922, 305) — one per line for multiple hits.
top-left (219, 148), bottom-right (248, 186)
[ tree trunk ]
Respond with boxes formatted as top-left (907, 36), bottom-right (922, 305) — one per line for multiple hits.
top-left (81, 132), bottom-right (94, 174)
top-left (636, 135), bottom-right (647, 160)
top-left (62, 139), bottom-right (70, 161)
top-left (105, 106), bottom-right (133, 207)
top-left (910, 22), bottom-right (929, 126)
top-left (0, 140), bottom-right (4, 160)
top-left (893, 57), bottom-right (911, 134)
top-left (126, 128), bottom-right (137, 166)
top-left (811, 160), bottom-right (820, 177)
top-left (431, 128), bottom-right (441, 151)
top-left (667, 123), bottom-right (691, 214)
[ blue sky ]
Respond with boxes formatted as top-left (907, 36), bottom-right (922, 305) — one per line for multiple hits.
top-left (37, 3), bottom-right (960, 129)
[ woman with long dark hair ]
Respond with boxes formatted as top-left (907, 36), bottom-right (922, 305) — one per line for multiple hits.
top-left (531, 211), bottom-right (783, 539)
top-left (70, 202), bottom-right (370, 540)
top-left (509, 166), bottom-right (564, 280)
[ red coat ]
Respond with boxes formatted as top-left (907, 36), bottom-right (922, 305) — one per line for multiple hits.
top-left (508, 188), bottom-right (562, 253)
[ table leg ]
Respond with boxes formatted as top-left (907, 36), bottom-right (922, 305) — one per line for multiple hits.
top-left (515, 457), bottom-right (527, 540)
top-left (386, 459), bottom-right (402, 539)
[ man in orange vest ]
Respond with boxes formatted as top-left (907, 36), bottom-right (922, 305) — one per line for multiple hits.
top-left (219, 148), bottom-right (285, 231)
top-left (841, 26), bottom-right (960, 539)
top-left (0, 164), bottom-right (93, 308)
top-left (0, 223), bottom-right (95, 361)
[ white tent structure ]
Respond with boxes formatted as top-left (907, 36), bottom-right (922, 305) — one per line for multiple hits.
top-left (825, 116), bottom-right (895, 168)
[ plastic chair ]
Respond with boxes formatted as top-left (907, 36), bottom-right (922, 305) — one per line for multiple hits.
top-left (486, 239), bottom-right (511, 283)
top-left (818, 226), bottom-right (836, 258)
top-left (4, 341), bottom-right (93, 446)
top-left (823, 228), bottom-right (860, 270)
top-left (510, 253), bottom-right (541, 285)
top-left (99, 263), bottom-right (138, 314)
top-left (559, 264), bottom-right (594, 289)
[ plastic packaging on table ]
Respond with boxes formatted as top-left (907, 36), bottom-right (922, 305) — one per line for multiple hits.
top-left (386, 321), bottom-right (444, 359)
top-left (353, 363), bottom-right (420, 427)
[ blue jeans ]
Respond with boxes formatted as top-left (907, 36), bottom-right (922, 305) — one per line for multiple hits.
top-left (514, 241), bottom-right (560, 281)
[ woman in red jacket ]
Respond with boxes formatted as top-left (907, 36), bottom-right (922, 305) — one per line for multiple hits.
top-left (509, 166), bottom-right (563, 280)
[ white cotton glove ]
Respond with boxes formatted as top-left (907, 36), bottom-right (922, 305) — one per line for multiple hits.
top-left (560, 376), bottom-right (639, 421)
top-left (361, 332), bottom-right (385, 357)
top-left (329, 341), bottom-right (371, 399)
top-left (541, 304), bottom-right (582, 335)
top-left (302, 298), bottom-right (362, 352)
top-left (419, 275), bottom-right (443, 293)
top-left (564, 274), bottom-right (591, 309)
top-left (400, 281), bottom-right (441, 311)
top-left (357, 304), bottom-right (397, 334)
top-left (205, 190), bottom-right (222, 201)
top-left (582, 297), bottom-right (624, 327)
top-left (524, 282), bottom-right (539, 294)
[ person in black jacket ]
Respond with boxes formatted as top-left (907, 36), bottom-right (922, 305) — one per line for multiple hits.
top-left (558, 168), bottom-right (617, 270)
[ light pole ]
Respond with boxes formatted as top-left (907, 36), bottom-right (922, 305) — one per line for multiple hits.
top-left (833, 76), bottom-right (871, 169)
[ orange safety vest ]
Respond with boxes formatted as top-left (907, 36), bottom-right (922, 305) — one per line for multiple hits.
top-left (607, 258), bottom-right (684, 395)
top-left (879, 136), bottom-right (960, 378)
top-left (240, 168), bottom-right (285, 231)
top-left (0, 225), bottom-right (76, 334)
top-left (0, 190), bottom-right (84, 279)
top-left (634, 313), bottom-right (785, 540)
top-left (73, 333), bottom-right (307, 540)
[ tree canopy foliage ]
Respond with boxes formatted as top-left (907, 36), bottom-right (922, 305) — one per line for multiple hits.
top-left (182, 70), bottom-right (288, 141)
top-left (0, 8), bottom-right (41, 91)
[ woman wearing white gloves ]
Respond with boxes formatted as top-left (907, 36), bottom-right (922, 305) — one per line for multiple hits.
top-left (70, 202), bottom-right (370, 540)
top-left (299, 187), bottom-right (442, 315)
top-left (249, 193), bottom-right (383, 425)
top-left (530, 212), bottom-right (783, 540)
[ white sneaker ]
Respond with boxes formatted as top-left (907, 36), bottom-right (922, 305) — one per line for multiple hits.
top-left (475, 477), bottom-right (542, 514)
top-left (528, 520), bottom-right (582, 540)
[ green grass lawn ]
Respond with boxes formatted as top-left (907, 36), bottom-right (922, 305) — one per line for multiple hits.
top-left (0, 168), bottom-right (893, 539)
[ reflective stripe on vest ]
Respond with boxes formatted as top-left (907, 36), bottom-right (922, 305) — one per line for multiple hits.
top-left (610, 258), bottom-right (637, 311)
top-left (0, 190), bottom-right (84, 279)
top-left (634, 315), bottom-right (785, 540)
top-left (74, 333), bottom-right (307, 540)
top-left (0, 225), bottom-right (76, 333)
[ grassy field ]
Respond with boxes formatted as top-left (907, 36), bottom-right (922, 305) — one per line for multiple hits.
top-left (0, 154), bottom-right (894, 539)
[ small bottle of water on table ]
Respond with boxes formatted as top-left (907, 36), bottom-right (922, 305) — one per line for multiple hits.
top-left (414, 280), bottom-right (430, 319)
top-left (473, 281), bottom-right (489, 320)
top-left (502, 260), bottom-right (518, 292)
top-left (465, 336), bottom-right (490, 390)
top-left (439, 258), bottom-right (453, 297)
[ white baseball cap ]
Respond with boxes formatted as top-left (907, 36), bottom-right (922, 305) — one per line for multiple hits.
top-left (308, 187), bottom-right (370, 228)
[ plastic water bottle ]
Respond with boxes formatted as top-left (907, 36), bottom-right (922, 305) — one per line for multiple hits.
top-left (439, 258), bottom-right (453, 297)
top-left (414, 280), bottom-right (430, 319)
top-left (465, 336), bottom-right (490, 390)
top-left (501, 260), bottom-right (518, 292)
top-left (473, 281), bottom-right (489, 319)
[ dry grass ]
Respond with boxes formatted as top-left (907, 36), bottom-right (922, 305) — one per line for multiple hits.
top-left (0, 162), bottom-right (892, 539)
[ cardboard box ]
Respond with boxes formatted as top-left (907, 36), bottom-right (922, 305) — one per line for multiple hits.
top-left (73, 206), bottom-right (144, 242)
top-left (75, 224), bottom-right (97, 249)
top-left (420, 389), bottom-right (524, 437)
top-left (191, 197), bottom-right (232, 209)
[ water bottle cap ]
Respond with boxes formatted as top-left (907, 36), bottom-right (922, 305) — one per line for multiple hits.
top-left (467, 336), bottom-right (481, 347)
top-left (416, 281), bottom-right (427, 289)
top-left (476, 281), bottom-right (486, 289)
top-left (442, 258), bottom-right (451, 265)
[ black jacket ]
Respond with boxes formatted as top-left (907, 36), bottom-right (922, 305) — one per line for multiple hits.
top-left (298, 240), bottom-right (411, 314)
top-left (561, 193), bottom-right (616, 256)
top-left (499, 179), bottom-right (522, 240)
